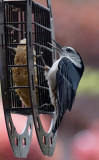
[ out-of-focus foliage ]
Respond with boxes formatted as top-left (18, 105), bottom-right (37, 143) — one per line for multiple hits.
top-left (77, 67), bottom-right (99, 95)
top-left (52, 65), bottom-right (99, 95)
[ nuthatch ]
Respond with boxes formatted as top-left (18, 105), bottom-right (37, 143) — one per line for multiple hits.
top-left (40, 40), bottom-right (84, 134)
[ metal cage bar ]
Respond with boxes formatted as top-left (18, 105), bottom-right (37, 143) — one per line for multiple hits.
top-left (0, 0), bottom-right (33, 158)
top-left (0, 0), bottom-right (57, 157)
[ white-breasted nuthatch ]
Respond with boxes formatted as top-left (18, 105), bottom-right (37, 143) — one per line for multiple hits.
top-left (40, 40), bottom-right (84, 134)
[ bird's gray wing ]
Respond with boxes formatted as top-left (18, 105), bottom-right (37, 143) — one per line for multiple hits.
top-left (52, 57), bottom-right (83, 134)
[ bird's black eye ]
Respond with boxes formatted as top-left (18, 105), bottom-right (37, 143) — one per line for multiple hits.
top-left (66, 48), bottom-right (72, 52)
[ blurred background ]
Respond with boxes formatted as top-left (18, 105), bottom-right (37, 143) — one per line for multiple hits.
top-left (1, 0), bottom-right (99, 159)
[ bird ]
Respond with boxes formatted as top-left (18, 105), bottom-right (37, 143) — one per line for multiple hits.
top-left (41, 40), bottom-right (84, 134)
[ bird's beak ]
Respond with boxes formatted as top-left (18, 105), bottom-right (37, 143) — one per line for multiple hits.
top-left (48, 39), bottom-right (62, 55)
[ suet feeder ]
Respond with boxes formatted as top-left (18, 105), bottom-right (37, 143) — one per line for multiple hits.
top-left (0, 0), bottom-right (57, 158)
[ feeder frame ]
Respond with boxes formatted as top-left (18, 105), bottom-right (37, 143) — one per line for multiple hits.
top-left (0, 0), bottom-right (57, 157)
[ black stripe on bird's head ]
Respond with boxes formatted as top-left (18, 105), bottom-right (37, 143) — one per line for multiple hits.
top-left (48, 40), bottom-right (78, 58)
top-left (62, 46), bottom-right (84, 70)
top-left (48, 40), bottom-right (84, 73)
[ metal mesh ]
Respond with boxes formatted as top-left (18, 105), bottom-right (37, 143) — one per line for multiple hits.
top-left (33, 2), bottom-right (52, 106)
top-left (1, 1), bottom-right (57, 157)
top-left (4, 1), bottom-right (53, 112)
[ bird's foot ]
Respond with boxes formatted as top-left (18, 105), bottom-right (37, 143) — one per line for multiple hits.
top-left (44, 65), bottom-right (50, 71)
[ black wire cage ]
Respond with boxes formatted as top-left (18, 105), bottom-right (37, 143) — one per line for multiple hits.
top-left (0, 0), bottom-right (57, 158)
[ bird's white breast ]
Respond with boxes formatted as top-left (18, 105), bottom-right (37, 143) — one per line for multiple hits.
top-left (47, 58), bottom-right (61, 91)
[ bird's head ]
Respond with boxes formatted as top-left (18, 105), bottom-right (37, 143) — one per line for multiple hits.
top-left (48, 40), bottom-right (84, 72)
